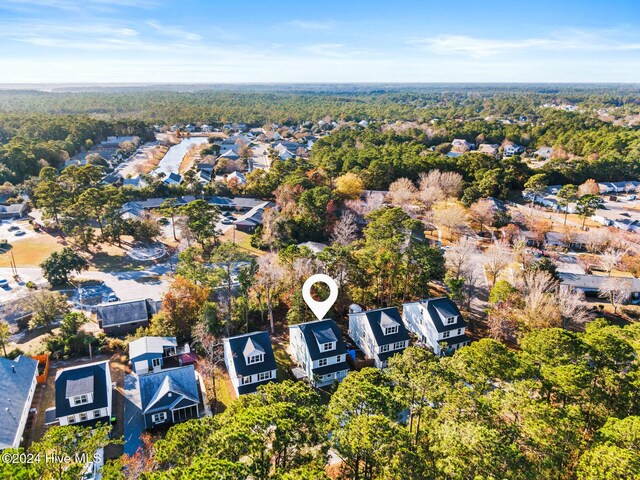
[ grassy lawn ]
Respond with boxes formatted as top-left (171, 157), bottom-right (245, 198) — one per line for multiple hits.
top-left (220, 229), bottom-right (265, 256)
top-left (88, 250), bottom-right (149, 271)
top-left (272, 341), bottom-right (294, 381)
top-left (0, 234), bottom-right (63, 267)
top-left (213, 366), bottom-right (234, 413)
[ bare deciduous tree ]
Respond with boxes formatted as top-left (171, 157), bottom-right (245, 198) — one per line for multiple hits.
top-left (556, 288), bottom-right (591, 328)
top-left (445, 236), bottom-right (479, 279)
top-left (386, 178), bottom-right (417, 209)
top-left (585, 228), bottom-right (613, 253)
top-left (253, 253), bottom-right (285, 332)
top-left (419, 170), bottom-right (464, 199)
top-left (484, 241), bottom-right (513, 286)
top-left (469, 199), bottom-right (495, 233)
top-left (432, 201), bottom-right (468, 239)
top-left (331, 211), bottom-right (359, 246)
top-left (600, 246), bottom-right (627, 276)
top-left (599, 277), bottom-right (632, 314)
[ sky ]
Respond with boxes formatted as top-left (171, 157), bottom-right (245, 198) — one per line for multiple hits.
top-left (1, 0), bottom-right (640, 84)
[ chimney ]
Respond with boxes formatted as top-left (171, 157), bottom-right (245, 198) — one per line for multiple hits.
top-left (11, 364), bottom-right (15, 373)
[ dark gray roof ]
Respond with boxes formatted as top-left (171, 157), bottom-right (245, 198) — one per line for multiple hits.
top-left (225, 331), bottom-right (277, 378)
top-left (66, 375), bottom-right (94, 397)
top-left (55, 361), bottom-right (110, 419)
top-left (356, 307), bottom-right (410, 347)
top-left (139, 366), bottom-right (199, 414)
top-left (412, 298), bottom-right (466, 333)
top-left (290, 319), bottom-right (347, 361)
top-left (97, 299), bottom-right (157, 327)
top-left (0, 356), bottom-right (38, 450)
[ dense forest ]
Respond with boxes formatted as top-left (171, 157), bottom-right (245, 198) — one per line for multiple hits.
top-left (1, 85), bottom-right (640, 186)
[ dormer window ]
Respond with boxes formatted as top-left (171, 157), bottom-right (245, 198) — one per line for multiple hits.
top-left (446, 316), bottom-right (456, 325)
top-left (322, 342), bottom-right (335, 352)
top-left (72, 394), bottom-right (90, 406)
top-left (247, 354), bottom-right (264, 365)
top-left (384, 325), bottom-right (399, 335)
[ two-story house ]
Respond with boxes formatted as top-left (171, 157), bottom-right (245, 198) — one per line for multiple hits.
top-left (289, 319), bottom-right (349, 387)
top-left (129, 336), bottom-right (192, 375)
top-left (138, 365), bottom-right (203, 429)
top-left (223, 331), bottom-right (278, 396)
top-left (0, 356), bottom-right (38, 451)
top-left (348, 306), bottom-right (410, 369)
top-left (55, 360), bottom-right (112, 426)
top-left (402, 298), bottom-right (470, 355)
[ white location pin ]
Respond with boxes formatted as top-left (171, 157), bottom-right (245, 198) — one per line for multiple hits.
top-left (302, 274), bottom-right (339, 321)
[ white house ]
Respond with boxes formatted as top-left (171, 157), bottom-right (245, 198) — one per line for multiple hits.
top-left (478, 143), bottom-right (500, 156)
top-left (55, 360), bottom-right (112, 426)
top-left (402, 298), bottom-right (470, 356)
top-left (533, 146), bottom-right (553, 159)
top-left (129, 336), bottom-right (192, 375)
top-left (503, 144), bottom-right (525, 157)
top-left (0, 356), bottom-right (38, 451)
top-left (289, 319), bottom-right (349, 387)
top-left (223, 331), bottom-right (278, 396)
top-left (348, 306), bottom-right (410, 369)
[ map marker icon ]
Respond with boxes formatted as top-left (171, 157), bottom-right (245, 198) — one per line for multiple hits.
top-left (302, 274), bottom-right (339, 321)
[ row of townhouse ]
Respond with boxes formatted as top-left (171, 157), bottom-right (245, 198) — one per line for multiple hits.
top-left (0, 298), bottom-right (468, 454)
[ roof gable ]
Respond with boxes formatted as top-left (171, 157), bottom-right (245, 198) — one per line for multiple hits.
top-left (226, 331), bottom-right (277, 377)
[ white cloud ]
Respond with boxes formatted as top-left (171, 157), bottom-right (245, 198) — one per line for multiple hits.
top-left (409, 31), bottom-right (640, 57)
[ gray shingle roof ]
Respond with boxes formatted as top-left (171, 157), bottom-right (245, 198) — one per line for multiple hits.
top-left (224, 331), bottom-right (277, 378)
top-left (355, 307), bottom-right (410, 347)
top-left (410, 298), bottom-right (466, 333)
top-left (138, 366), bottom-right (199, 414)
top-left (55, 360), bottom-right (110, 419)
top-left (97, 299), bottom-right (158, 327)
top-left (290, 319), bottom-right (347, 361)
top-left (0, 356), bottom-right (38, 450)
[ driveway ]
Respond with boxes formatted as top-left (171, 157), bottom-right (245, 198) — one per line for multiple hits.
top-left (123, 373), bottom-right (144, 456)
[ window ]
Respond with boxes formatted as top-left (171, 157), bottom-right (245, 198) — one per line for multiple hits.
top-left (384, 325), bottom-right (399, 335)
top-left (446, 316), bottom-right (456, 325)
top-left (93, 410), bottom-right (102, 418)
top-left (72, 394), bottom-right (89, 406)
top-left (393, 341), bottom-right (405, 350)
top-left (79, 412), bottom-right (88, 422)
top-left (152, 358), bottom-right (162, 368)
top-left (67, 415), bottom-right (76, 424)
top-left (457, 328), bottom-right (462, 335)
top-left (322, 342), bottom-right (334, 352)
top-left (336, 355), bottom-right (342, 362)
top-left (318, 358), bottom-right (328, 367)
top-left (247, 354), bottom-right (264, 365)
top-left (258, 371), bottom-right (271, 381)
top-left (380, 344), bottom-right (390, 353)
top-left (442, 331), bottom-right (451, 339)
top-left (152, 412), bottom-right (167, 424)
top-left (242, 375), bottom-right (252, 385)
top-left (323, 373), bottom-right (333, 381)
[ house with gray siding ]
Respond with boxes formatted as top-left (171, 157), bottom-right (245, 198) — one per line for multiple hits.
top-left (129, 336), bottom-right (191, 375)
top-left (402, 298), bottom-right (470, 356)
top-left (138, 365), bottom-right (203, 429)
top-left (223, 331), bottom-right (277, 396)
top-left (289, 319), bottom-right (349, 387)
top-left (348, 306), bottom-right (410, 368)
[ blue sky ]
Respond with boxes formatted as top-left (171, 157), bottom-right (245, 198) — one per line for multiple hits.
top-left (1, 0), bottom-right (639, 83)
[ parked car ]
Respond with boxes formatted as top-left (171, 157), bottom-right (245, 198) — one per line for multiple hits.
top-left (14, 230), bottom-right (26, 236)
top-left (0, 278), bottom-right (9, 288)
top-left (221, 218), bottom-right (234, 225)
top-left (7, 225), bottom-right (19, 231)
